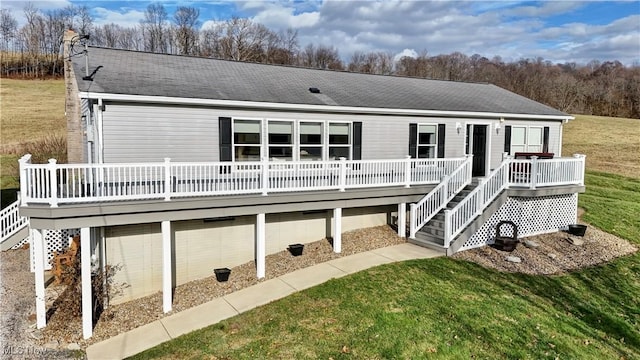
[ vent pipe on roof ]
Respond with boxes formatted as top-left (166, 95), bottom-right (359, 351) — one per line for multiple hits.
top-left (80, 34), bottom-right (91, 81)
top-left (309, 87), bottom-right (320, 93)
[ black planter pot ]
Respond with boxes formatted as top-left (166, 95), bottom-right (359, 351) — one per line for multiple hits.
top-left (568, 224), bottom-right (587, 237)
top-left (214, 268), bottom-right (231, 282)
top-left (288, 243), bottom-right (304, 256)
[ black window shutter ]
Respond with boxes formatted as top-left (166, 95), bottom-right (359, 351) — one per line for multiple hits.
top-left (504, 125), bottom-right (512, 155)
top-left (409, 123), bottom-right (417, 158)
top-left (219, 117), bottom-right (232, 161)
top-left (437, 124), bottom-right (446, 158)
top-left (352, 122), bottom-right (362, 160)
top-left (543, 126), bottom-right (550, 153)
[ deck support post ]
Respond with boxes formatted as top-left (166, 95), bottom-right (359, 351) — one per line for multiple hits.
top-left (81, 227), bottom-right (92, 339)
top-left (161, 220), bottom-right (172, 313)
top-left (32, 228), bottom-right (46, 329)
top-left (256, 213), bottom-right (266, 278)
top-left (333, 208), bottom-right (342, 253)
top-left (397, 203), bottom-right (406, 238)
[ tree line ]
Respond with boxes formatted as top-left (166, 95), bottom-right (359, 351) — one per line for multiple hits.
top-left (1, 4), bottom-right (638, 118)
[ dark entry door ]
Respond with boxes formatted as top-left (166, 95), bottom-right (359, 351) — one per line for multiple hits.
top-left (471, 125), bottom-right (487, 177)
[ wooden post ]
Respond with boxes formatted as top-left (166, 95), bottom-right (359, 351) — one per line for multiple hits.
top-left (81, 227), bottom-right (92, 339)
top-left (333, 208), bottom-right (342, 253)
top-left (162, 220), bottom-right (172, 313)
top-left (256, 213), bottom-right (266, 278)
top-left (32, 228), bottom-right (46, 329)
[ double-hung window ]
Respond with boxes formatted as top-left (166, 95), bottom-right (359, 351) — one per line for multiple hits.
top-left (299, 121), bottom-right (323, 160)
top-left (417, 124), bottom-right (437, 158)
top-left (233, 119), bottom-right (261, 161)
top-left (328, 122), bottom-right (351, 159)
top-left (510, 126), bottom-right (544, 153)
top-left (268, 120), bottom-right (293, 160)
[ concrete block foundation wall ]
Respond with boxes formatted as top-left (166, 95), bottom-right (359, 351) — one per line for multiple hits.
top-left (105, 205), bottom-right (393, 304)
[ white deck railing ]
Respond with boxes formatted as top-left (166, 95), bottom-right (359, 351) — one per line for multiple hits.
top-left (442, 154), bottom-right (586, 247)
top-left (18, 155), bottom-right (468, 207)
top-left (409, 156), bottom-right (473, 238)
top-left (1, 196), bottom-right (29, 244)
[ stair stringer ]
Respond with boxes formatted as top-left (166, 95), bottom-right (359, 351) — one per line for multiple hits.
top-left (445, 190), bottom-right (510, 256)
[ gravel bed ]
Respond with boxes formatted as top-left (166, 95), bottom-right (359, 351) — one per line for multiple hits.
top-left (41, 225), bottom-right (406, 348)
top-left (0, 246), bottom-right (78, 359)
top-left (453, 224), bottom-right (637, 274)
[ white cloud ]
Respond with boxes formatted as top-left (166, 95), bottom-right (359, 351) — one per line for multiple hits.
top-left (1, 0), bottom-right (73, 26)
top-left (92, 7), bottom-right (145, 28)
top-left (394, 48), bottom-right (418, 61)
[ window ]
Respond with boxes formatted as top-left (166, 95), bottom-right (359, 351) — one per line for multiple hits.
top-left (510, 126), bottom-right (543, 153)
top-left (299, 122), bottom-right (323, 160)
top-left (268, 121), bottom-right (293, 160)
top-left (233, 119), bottom-right (261, 161)
top-left (328, 122), bottom-right (351, 159)
top-left (417, 124), bottom-right (437, 158)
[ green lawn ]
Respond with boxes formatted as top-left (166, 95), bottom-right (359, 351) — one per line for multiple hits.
top-left (131, 172), bottom-right (639, 359)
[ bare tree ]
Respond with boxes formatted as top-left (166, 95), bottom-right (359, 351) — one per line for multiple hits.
top-left (141, 3), bottom-right (168, 53)
top-left (0, 9), bottom-right (17, 51)
top-left (173, 6), bottom-right (199, 55)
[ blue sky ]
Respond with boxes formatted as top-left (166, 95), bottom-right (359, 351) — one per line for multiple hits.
top-left (3, 1), bottom-right (639, 65)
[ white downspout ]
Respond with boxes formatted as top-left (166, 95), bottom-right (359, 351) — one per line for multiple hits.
top-left (97, 98), bottom-right (104, 164)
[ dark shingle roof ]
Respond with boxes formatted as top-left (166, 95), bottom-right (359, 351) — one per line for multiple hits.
top-left (72, 47), bottom-right (567, 117)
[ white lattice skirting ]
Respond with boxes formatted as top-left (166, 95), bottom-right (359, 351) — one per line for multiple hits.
top-left (30, 228), bottom-right (80, 272)
top-left (459, 194), bottom-right (578, 251)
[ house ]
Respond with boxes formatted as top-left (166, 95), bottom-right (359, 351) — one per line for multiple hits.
top-left (5, 30), bottom-right (585, 339)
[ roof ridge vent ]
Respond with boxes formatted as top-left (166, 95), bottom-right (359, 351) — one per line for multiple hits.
top-left (308, 87), bottom-right (320, 93)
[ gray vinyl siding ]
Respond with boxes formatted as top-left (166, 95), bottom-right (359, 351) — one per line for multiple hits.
top-left (98, 101), bottom-right (560, 165)
top-left (102, 103), bottom-right (220, 163)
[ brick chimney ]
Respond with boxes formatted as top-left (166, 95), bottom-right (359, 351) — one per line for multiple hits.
top-left (63, 28), bottom-right (84, 163)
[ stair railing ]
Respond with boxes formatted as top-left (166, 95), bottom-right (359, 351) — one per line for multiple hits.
top-left (443, 158), bottom-right (511, 248)
top-left (409, 155), bottom-right (473, 239)
top-left (1, 194), bottom-right (29, 245)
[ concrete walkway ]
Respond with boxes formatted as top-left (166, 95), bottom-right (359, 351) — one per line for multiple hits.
top-left (85, 243), bottom-right (443, 359)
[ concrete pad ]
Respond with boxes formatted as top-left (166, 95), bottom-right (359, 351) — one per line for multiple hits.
top-left (327, 251), bottom-right (394, 274)
top-left (372, 243), bottom-right (444, 261)
top-left (279, 262), bottom-right (347, 291)
top-left (223, 278), bottom-right (296, 313)
top-left (161, 297), bottom-right (239, 338)
top-left (86, 320), bottom-right (170, 360)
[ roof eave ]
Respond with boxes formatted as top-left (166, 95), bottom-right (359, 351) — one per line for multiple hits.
top-left (78, 92), bottom-right (573, 121)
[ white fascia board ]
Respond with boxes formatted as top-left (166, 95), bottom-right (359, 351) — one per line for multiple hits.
top-left (78, 92), bottom-right (573, 121)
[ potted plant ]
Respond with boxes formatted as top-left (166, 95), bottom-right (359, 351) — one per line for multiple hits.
top-left (288, 243), bottom-right (304, 256)
top-left (568, 224), bottom-right (587, 237)
top-left (214, 268), bottom-right (231, 282)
